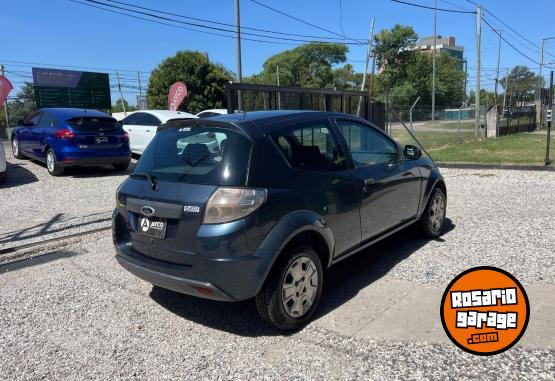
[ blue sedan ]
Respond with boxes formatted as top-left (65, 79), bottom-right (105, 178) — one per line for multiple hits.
top-left (11, 108), bottom-right (131, 176)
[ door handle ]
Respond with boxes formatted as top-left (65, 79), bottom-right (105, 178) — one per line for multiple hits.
top-left (146, 130), bottom-right (151, 132)
top-left (364, 178), bottom-right (376, 186)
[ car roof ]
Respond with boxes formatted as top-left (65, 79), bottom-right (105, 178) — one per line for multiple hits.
top-left (162, 110), bottom-right (362, 140)
top-left (42, 108), bottom-right (112, 119)
top-left (195, 109), bottom-right (227, 115)
top-left (128, 110), bottom-right (197, 122)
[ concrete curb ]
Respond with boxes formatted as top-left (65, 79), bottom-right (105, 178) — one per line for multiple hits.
top-left (437, 162), bottom-right (555, 172)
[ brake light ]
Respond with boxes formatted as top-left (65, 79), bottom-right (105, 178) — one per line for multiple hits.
top-left (203, 187), bottom-right (267, 224)
top-left (55, 128), bottom-right (75, 139)
top-left (121, 131), bottom-right (129, 142)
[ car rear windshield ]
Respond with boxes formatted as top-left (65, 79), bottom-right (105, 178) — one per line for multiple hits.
top-left (134, 126), bottom-right (252, 186)
top-left (67, 117), bottom-right (118, 132)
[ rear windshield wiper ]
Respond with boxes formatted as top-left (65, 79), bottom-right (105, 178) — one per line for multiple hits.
top-left (131, 172), bottom-right (158, 190)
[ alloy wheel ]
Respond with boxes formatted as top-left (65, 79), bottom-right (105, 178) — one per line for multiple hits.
top-left (12, 139), bottom-right (18, 156)
top-left (281, 256), bottom-right (319, 318)
top-left (47, 151), bottom-right (55, 173)
top-left (429, 193), bottom-right (445, 233)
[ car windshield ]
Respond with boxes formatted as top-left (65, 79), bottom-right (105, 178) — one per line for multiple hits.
top-left (134, 126), bottom-right (252, 186)
top-left (67, 117), bottom-right (118, 132)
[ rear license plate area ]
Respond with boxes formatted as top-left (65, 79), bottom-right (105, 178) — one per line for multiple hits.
top-left (138, 216), bottom-right (167, 239)
top-left (95, 136), bottom-right (109, 144)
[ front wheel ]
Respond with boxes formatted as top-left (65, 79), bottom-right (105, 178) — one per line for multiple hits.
top-left (420, 187), bottom-right (446, 238)
top-left (255, 245), bottom-right (323, 331)
top-left (46, 149), bottom-right (64, 176)
top-left (12, 138), bottom-right (25, 159)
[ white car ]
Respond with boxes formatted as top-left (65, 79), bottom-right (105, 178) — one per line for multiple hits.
top-left (120, 110), bottom-right (197, 155)
top-left (195, 109), bottom-right (228, 118)
top-left (0, 141), bottom-right (6, 183)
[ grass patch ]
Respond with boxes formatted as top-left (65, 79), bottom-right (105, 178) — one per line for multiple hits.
top-left (392, 129), bottom-right (478, 149)
top-left (428, 133), bottom-right (553, 165)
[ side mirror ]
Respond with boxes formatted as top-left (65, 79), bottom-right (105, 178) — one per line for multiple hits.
top-left (404, 145), bottom-right (422, 160)
top-left (16, 119), bottom-right (25, 126)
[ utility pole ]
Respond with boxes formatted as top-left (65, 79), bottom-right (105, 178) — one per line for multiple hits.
top-left (540, 39), bottom-right (544, 88)
top-left (431, 0), bottom-right (437, 121)
top-left (463, 59), bottom-right (468, 99)
top-left (368, 41), bottom-right (377, 102)
top-left (235, 0), bottom-right (243, 111)
top-left (116, 71), bottom-right (126, 116)
top-left (0, 65), bottom-right (10, 135)
top-left (357, 18), bottom-right (375, 116)
top-left (545, 70), bottom-right (553, 165)
top-left (276, 65), bottom-right (281, 109)
top-left (503, 68), bottom-right (509, 111)
top-left (494, 30), bottom-right (502, 136)
top-left (137, 71), bottom-right (142, 97)
top-left (475, 5), bottom-right (482, 137)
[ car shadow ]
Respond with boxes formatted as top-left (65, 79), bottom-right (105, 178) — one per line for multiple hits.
top-left (149, 219), bottom-right (455, 337)
top-left (0, 162), bottom-right (39, 188)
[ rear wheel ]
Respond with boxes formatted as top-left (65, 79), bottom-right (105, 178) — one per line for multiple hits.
top-left (12, 138), bottom-right (25, 159)
top-left (113, 162), bottom-right (130, 172)
top-left (420, 187), bottom-right (446, 238)
top-left (46, 149), bottom-right (64, 176)
top-left (255, 245), bottom-right (323, 331)
top-left (0, 171), bottom-right (6, 183)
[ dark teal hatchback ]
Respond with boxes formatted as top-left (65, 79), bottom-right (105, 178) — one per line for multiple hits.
top-left (112, 111), bottom-right (446, 330)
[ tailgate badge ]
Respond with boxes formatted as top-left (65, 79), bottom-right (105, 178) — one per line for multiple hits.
top-left (183, 205), bottom-right (200, 213)
top-left (141, 206), bottom-right (155, 216)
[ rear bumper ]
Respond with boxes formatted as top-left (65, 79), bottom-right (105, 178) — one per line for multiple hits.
top-left (115, 252), bottom-right (234, 301)
top-left (58, 156), bottom-right (130, 167)
top-left (112, 209), bottom-right (276, 301)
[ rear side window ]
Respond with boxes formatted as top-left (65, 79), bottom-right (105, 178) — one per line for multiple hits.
top-left (67, 117), bottom-right (118, 132)
top-left (272, 123), bottom-right (347, 172)
top-left (141, 114), bottom-right (161, 126)
top-left (135, 127), bottom-right (252, 186)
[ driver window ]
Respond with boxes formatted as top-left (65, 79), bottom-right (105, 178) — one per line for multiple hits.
top-left (25, 112), bottom-right (43, 127)
top-left (336, 120), bottom-right (398, 167)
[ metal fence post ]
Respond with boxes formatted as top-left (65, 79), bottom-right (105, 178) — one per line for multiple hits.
top-left (409, 97), bottom-right (421, 145)
top-left (458, 98), bottom-right (470, 144)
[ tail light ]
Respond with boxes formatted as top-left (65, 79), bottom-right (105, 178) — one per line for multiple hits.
top-left (203, 187), bottom-right (267, 224)
top-left (55, 128), bottom-right (75, 139)
top-left (121, 131), bottom-right (129, 142)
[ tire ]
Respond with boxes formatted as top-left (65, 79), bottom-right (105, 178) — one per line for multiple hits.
top-left (113, 162), bottom-right (130, 172)
top-left (255, 244), bottom-right (324, 331)
top-left (11, 138), bottom-right (25, 159)
top-left (0, 171), bottom-right (6, 184)
top-left (46, 149), bottom-right (64, 176)
top-left (420, 187), bottom-right (446, 238)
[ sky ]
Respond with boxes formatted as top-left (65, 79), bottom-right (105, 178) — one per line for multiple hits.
top-left (1, 0), bottom-right (555, 105)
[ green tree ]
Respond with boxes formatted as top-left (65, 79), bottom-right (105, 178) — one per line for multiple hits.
top-left (146, 51), bottom-right (234, 114)
top-left (373, 24), bottom-right (418, 96)
top-left (246, 42), bottom-right (348, 88)
top-left (111, 98), bottom-right (137, 113)
top-left (5, 82), bottom-right (36, 126)
top-left (500, 66), bottom-right (540, 106)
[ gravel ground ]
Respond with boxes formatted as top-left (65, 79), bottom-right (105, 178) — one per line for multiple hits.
top-left (1, 141), bottom-right (555, 379)
top-left (0, 141), bottom-right (130, 240)
top-left (349, 168), bottom-right (555, 286)
top-left (0, 233), bottom-right (553, 380)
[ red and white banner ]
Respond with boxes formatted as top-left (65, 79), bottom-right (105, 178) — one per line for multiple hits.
top-left (0, 75), bottom-right (13, 105)
top-left (168, 82), bottom-right (187, 111)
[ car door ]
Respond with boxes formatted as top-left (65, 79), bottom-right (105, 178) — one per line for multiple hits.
top-left (19, 111), bottom-right (43, 156)
top-left (272, 120), bottom-right (361, 257)
top-left (139, 113), bottom-right (162, 152)
top-left (333, 119), bottom-right (422, 241)
top-left (121, 113), bottom-right (145, 154)
top-left (34, 111), bottom-right (57, 159)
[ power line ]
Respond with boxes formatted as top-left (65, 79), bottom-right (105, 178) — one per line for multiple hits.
top-left (69, 0), bottom-right (298, 46)
top-left (76, 0), bottom-right (363, 45)
top-left (481, 17), bottom-right (541, 66)
top-left (250, 0), bottom-right (365, 44)
top-left (390, 0), bottom-right (476, 14)
top-left (0, 59), bottom-right (150, 74)
top-left (104, 0), bottom-right (356, 43)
